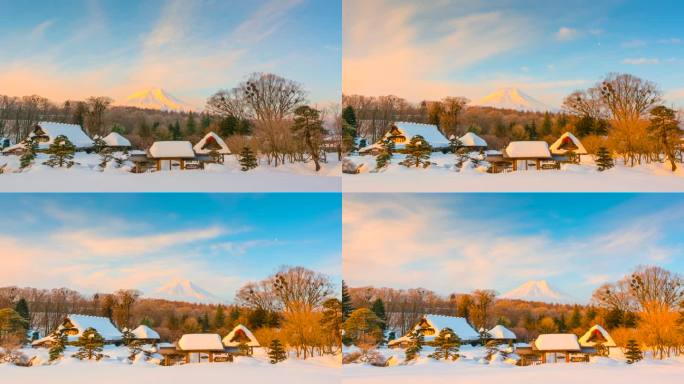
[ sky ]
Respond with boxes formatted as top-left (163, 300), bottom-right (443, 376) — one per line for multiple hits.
top-left (0, 193), bottom-right (341, 302)
top-left (343, 0), bottom-right (684, 108)
top-left (0, 0), bottom-right (341, 108)
top-left (344, 193), bottom-right (684, 303)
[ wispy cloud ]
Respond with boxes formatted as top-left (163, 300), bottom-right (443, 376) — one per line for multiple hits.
top-left (622, 57), bottom-right (660, 65)
top-left (30, 19), bottom-right (56, 39)
top-left (658, 38), bottom-right (681, 45)
top-left (555, 27), bottom-right (579, 41)
top-left (232, 0), bottom-right (304, 44)
top-left (621, 39), bottom-right (647, 48)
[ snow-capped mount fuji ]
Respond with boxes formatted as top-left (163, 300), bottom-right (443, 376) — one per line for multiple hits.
top-left (152, 279), bottom-right (223, 304)
top-left (477, 87), bottom-right (551, 112)
top-left (500, 280), bottom-right (573, 304)
top-left (123, 88), bottom-right (192, 112)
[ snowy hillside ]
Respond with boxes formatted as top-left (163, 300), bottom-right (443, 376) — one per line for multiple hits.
top-left (477, 88), bottom-right (550, 112)
top-left (500, 280), bottom-right (573, 304)
top-left (152, 279), bottom-right (223, 304)
top-left (123, 88), bottom-right (192, 112)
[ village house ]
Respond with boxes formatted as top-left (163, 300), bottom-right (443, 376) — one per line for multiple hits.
top-left (3, 122), bottom-right (94, 155)
top-left (32, 314), bottom-right (123, 347)
top-left (102, 131), bottom-right (132, 150)
top-left (359, 122), bottom-right (450, 155)
top-left (550, 132), bottom-right (588, 162)
top-left (222, 324), bottom-right (261, 354)
top-left (193, 131), bottom-right (231, 163)
top-left (131, 324), bottom-right (161, 345)
top-left (147, 141), bottom-right (199, 171)
top-left (486, 324), bottom-right (517, 343)
top-left (457, 132), bottom-right (488, 151)
top-left (578, 324), bottom-right (617, 356)
top-left (388, 314), bottom-right (480, 348)
top-left (516, 333), bottom-right (595, 365)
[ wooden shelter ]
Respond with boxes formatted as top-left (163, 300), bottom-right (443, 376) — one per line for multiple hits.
top-left (458, 132), bottom-right (488, 150)
top-left (486, 324), bottom-right (517, 343)
top-left (222, 324), bottom-right (260, 355)
top-left (533, 334), bottom-right (592, 363)
top-left (193, 132), bottom-right (231, 163)
top-left (131, 324), bottom-right (160, 344)
top-left (176, 334), bottom-right (228, 364)
top-left (550, 132), bottom-right (587, 163)
top-left (102, 132), bottom-right (132, 150)
top-left (503, 141), bottom-right (554, 170)
top-left (579, 325), bottom-right (617, 355)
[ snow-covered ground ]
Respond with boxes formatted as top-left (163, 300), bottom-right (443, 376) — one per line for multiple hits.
top-left (0, 345), bottom-right (340, 384)
top-left (343, 153), bottom-right (684, 192)
top-left (343, 345), bottom-right (684, 384)
top-left (0, 152), bottom-right (341, 192)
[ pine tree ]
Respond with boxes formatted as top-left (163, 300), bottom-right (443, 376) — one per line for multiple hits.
top-left (342, 280), bottom-right (353, 322)
top-left (449, 135), bottom-right (462, 153)
top-left (291, 105), bottom-right (327, 171)
top-left (399, 135), bottom-right (432, 168)
top-left (239, 146), bottom-right (258, 171)
top-left (73, 327), bottom-right (105, 360)
top-left (341, 106), bottom-right (358, 154)
top-left (268, 339), bottom-right (287, 364)
top-left (92, 136), bottom-right (107, 154)
top-left (121, 329), bottom-right (135, 346)
top-left (169, 120), bottom-right (182, 140)
top-left (238, 341), bottom-right (251, 356)
top-left (429, 327), bottom-right (460, 361)
top-left (127, 338), bottom-right (144, 361)
top-left (214, 305), bottom-right (226, 328)
top-left (14, 299), bottom-right (30, 330)
top-left (404, 330), bottom-right (424, 362)
top-left (48, 332), bottom-right (67, 362)
top-left (19, 137), bottom-right (38, 170)
top-left (185, 112), bottom-right (197, 137)
top-left (648, 105), bottom-right (682, 171)
top-left (374, 139), bottom-right (394, 171)
top-left (596, 146), bottom-right (614, 171)
top-left (43, 135), bottom-right (76, 168)
top-left (98, 147), bottom-right (114, 170)
top-left (371, 299), bottom-right (387, 335)
top-left (625, 339), bottom-right (643, 364)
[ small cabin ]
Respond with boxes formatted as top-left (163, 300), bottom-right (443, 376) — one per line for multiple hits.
top-left (360, 122), bottom-right (450, 155)
top-left (32, 314), bottom-right (123, 347)
top-left (193, 132), bottom-right (231, 163)
top-left (578, 325), bottom-right (617, 356)
top-left (159, 334), bottom-right (234, 365)
top-left (131, 324), bottom-right (160, 344)
top-left (102, 132), bottom-right (132, 150)
top-left (388, 314), bottom-right (480, 348)
top-left (458, 132), bottom-right (488, 150)
top-left (502, 141), bottom-right (554, 171)
top-left (148, 141), bottom-right (198, 171)
top-left (4, 122), bottom-right (94, 155)
top-left (486, 324), bottom-right (516, 343)
top-left (222, 324), bottom-right (260, 355)
top-left (550, 132), bottom-right (587, 163)
top-left (523, 333), bottom-right (593, 364)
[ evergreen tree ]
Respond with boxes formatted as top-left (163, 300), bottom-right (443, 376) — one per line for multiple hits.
top-left (291, 105), bottom-right (327, 171)
top-left (569, 306), bottom-right (582, 329)
top-left (98, 147), bottom-right (114, 170)
top-left (541, 113), bottom-right (552, 136)
top-left (200, 313), bottom-right (210, 332)
top-left (169, 121), bottom-right (182, 140)
top-left (449, 135), bottom-right (462, 153)
top-left (43, 135), bottom-right (76, 168)
top-left (399, 135), bottom-right (432, 168)
top-left (92, 136), bottom-right (107, 154)
top-left (73, 327), bottom-right (105, 360)
top-left (14, 299), bottom-right (30, 330)
top-left (238, 341), bottom-right (251, 356)
top-left (214, 305), bottom-right (226, 328)
top-left (648, 105), bottom-right (682, 171)
top-left (404, 330), bottom-right (424, 362)
top-left (341, 106), bottom-right (358, 154)
top-left (625, 339), bottom-right (643, 364)
top-left (121, 329), bottom-right (135, 346)
top-left (185, 112), bottom-right (197, 137)
top-left (321, 298), bottom-right (343, 350)
top-left (268, 339), bottom-right (287, 364)
top-left (374, 139), bottom-right (394, 171)
top-left (342, 280), bottom-right (353, 322)
top-left (596, 146), bottom-right (614, 171)
top-left (371, 299), bottom-right (387, 335)
top-left (127, 338), bottom-right (144, 361)
top-left (19, 137), bottom-right (38, 170)
top-left (239, 146), bottom-right (258, 171)
top-left (429, 327), bottom-right (460, 361)
top-left (48, 331), bottom-right (67, 362)
top-left (341, 106), bottom-right (357, 131)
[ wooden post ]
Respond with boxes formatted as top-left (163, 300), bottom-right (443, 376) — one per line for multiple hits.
top-left (156, 159), bottom-right (161, 171)
top-left (541, 353), bottom-right (546, 364)
top-left (536, 159), bottom-right (540, 170)
top-left (180, 159), bottom-right (185, 170)
top-left (185, 353), bottom-right (189, 364)
top-left (512, 160), bottom-right (517, 171)
top-left (209, 352), bottom-right (213, 362)
top-left (565, 353), bottom-right (570, 363)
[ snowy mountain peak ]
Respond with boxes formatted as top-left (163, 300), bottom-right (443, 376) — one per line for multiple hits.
top-left (500, 280), bottom-right (573, 304)
top-left (123, 88), bottom-right (191, 112)
top-left (152, 278), bottom-right (222, 304)
top-left (477, 87), bottom-right (550, 112)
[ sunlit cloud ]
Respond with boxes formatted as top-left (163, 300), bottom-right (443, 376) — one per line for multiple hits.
top-left (555, 27), bottom-right (579, 41)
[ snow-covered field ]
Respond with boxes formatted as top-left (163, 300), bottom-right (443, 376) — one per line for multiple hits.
top-left (0, 152), bottom-right (341, 192)
top-left (0, 345), bottom-right (340, 384)
top-left (343, 345), bottom-right (684, 384)
top-left (343, 153), bottom-right (684, 192)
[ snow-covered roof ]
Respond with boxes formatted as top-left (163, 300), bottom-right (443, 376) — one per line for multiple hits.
top-left (386, 122), bottom-right (450, 148)
top-left (420, 315), bottom-right (480, 341)
top-left (460, 132), bottom-right (487, 147)
top-left (222, 324), bottom-right (260, 347)
top-left (148, 141), bottom-right (196, 158)
top-left (534, 334), bottom-right (581, 351)
top-left (504, 141), bottom-right (552, 159)
top-left (193, 131), bottom-right (231, 155)
top-left (177, 334), bottom-right (225, 351)
top-left (132, 324), bottom-right (160, 340)
top-left (31, 122), bottom-right (94, 149)
top-left (103, 132), bottom-right (131, 147)
top-left (487, 325), bottom-right (516, 340)
top-left (578, 325), bottom-right (616, 348)
top-left (62, 314), bottom-right (122, 341)
top-left (549, 132), bottom-right (587, 155)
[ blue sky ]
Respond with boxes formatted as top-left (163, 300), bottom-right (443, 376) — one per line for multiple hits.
top-left (0, 0), bottom-right (341, 107)
top-left (0, 193), bottom-right (341, 301)
top-left (344, 0), bottom-right (684, 108)
top-left (344, 193), bottom-right (684, 302)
